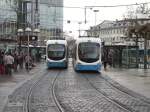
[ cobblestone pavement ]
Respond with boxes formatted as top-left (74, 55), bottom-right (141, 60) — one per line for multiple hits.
top-left (55, 59), bottom-right (150, 112)
top-left (2, 60), bottom-right (150, 112)
top-left (3, 67), bottom-right (63, 112)
top-left (84, 73), bottom-right (150, 112)
top-left (0, 63), bottom-right (46, 112)
top-left (29, 70), bottom-right (61, 112)
top-left (55, 67), bottom-right (131, 112)
top-left (102, 68), bottom-right (150, 99)
top-left (3, 71), bottom-right (48, 112)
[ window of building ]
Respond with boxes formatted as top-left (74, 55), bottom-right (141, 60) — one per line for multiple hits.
top-left (113, 30), bottom-right (115, 34)
top-left (117, 29), bottom-right (119, 34)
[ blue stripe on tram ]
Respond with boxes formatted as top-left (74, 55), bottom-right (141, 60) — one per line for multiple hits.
top-left (75, 64), bottom-right (101, 71)
top-left (47, 61), bottom-right (66, 68)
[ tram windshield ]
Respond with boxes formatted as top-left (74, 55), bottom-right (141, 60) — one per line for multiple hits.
top-left (78, 42), bottom-right (100, 63)
top-left (47, 44), bottom-right (65, 60)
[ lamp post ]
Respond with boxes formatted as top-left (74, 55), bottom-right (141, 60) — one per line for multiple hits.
top-left (93, 9), bottom-right (99, 25)
top-left (78, 22), bottom-right (82, 37)
top-left (17, 27), bottom-right (40, 71)
top-left (17, 28), bottom-right (23, 54)
top-left (33, 28), bottom-right (40, 40)
top-left (33, 28), bottom-right (40, 34)
top-left (33, 28), bottom-right (40, 46)
top-left (25, 27), bottom-right (32, 71)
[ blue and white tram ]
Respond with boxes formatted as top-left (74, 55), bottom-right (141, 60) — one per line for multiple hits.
top-left (72, 38), bottom-right (102, 72)
top-left (46, 39), bottom-right (68, 68)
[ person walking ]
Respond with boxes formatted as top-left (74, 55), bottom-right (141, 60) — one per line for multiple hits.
top-left (102, 48), bottom-right (108, 71)
top-left (0, 51), bottom-right (5, 75)
top-left (108, 49), bottom-right (113, 67)
top-left (25, 54), bottom-right (32, 71)
top-left (18, 52), bottom-right (24, 69)
top-left (13, 53), bottom-right (18, 72)
top-left (4, 52), bottom-right (14, 75)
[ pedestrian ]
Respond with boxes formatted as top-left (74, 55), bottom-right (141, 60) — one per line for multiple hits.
top-left (25, 54), bottom-right (32, 70)
top-left (102, 48), bottom-right (108, 71)
top-left (0, 51), bottom-right (5, 75)
top-left (108, 49), bottom-right (113, 67)
top-left (18, 52), bottom-right (24, 69)
top-left (13, 53), bottom-right (18, 72)
top-left (4, 52), bottom-right (14, 75)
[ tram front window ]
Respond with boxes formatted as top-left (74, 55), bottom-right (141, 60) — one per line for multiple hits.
top-left (78, 43), bottom-right (100, 63)
top-left (48, 44), bottom-right (65, 60)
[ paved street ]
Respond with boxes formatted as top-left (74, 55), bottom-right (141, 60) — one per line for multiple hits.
top-left (0, 62), bottom-right (46, 112)
top-left (1, 60), bottom-right (150, 112)
top-left (103, 67), bottom-right (150, 99)
top-left (56, 63), bottom-right (150, 112)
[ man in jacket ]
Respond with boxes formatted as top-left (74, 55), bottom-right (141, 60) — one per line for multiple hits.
top-left (4, 53), bottom-right (14, 75)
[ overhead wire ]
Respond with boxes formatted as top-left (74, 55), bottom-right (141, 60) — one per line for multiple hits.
top-left (85, 2), bottom-right (150, 8)
top-left (40, 2), bottom-right (150, 9)
top-left (0, 1), bottom-right (150, 12)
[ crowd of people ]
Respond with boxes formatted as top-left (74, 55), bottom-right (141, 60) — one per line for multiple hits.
top-left (0, 50), bottom-right (40, 75)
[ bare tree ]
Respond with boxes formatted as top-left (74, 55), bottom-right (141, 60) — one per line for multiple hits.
top-left (123, 6), bottom-right (135, 19)
top-left (136, 3), bottom-right (150, 14)
top-left (125, 4), bottom-right (150, 69)
top-left (123, 4), bottom-right (150, 19)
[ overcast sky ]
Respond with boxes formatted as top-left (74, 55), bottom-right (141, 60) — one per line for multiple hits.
top-left (63, 0), bottom-right (150, 38)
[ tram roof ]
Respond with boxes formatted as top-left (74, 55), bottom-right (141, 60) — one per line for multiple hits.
top-left (76, 37), bottom-right (101, 44)
top-left (46, 39), bottom-right (67, 45)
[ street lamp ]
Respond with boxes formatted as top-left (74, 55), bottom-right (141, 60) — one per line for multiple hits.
top-left (25, 27), bottom-right (32, 71)
top-left (17, 27), bottom-right (40, 71)
top-left (33, 28), bottom-right (40, 46)
top-left (78, 22), bottom-right (82, 37)
top-left (17, 28), bottom-right (23, 54)
top-left (93, 9), bottom-right (99, 25)
top-left (33, 28), bottom-right (40, 34)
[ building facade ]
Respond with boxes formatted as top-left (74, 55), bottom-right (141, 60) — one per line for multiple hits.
top-left (87, 19), bottom-right (150, 49)
top-left (0, 0), bottom-right (17, 49)
top-left (39, 0), bottom-right (63, 43)
top-left (0, 0), bottom-right (64, 48)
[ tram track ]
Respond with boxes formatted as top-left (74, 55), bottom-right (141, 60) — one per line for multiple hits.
top-left (83, 75), bottom-right (133, 112)
top-left (83, 73), bottom-right (150, 112)
top-left (23, 70), bottom-right (64, 112)
top-left (99, 74), bottom-right (150, 105)
top-left (23, 71), bottom-right (49, 112)
top-left (55, 67), bottom-right (132, 112)
top-left (2, 70), bottom-right (64, 112)
top-left (52, 71), bottom-right (65, 112)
